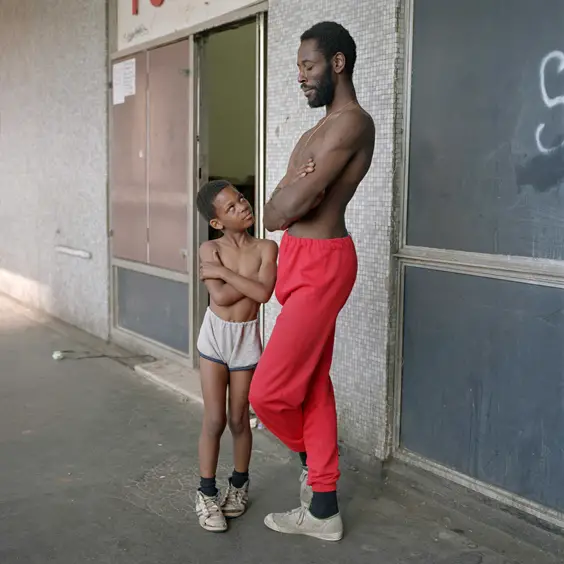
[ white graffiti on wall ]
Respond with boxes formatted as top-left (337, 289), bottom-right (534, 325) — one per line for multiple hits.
top-left (536, 50), bottom-right (564, 154)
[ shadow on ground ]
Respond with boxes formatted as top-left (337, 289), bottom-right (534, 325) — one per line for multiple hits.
top-left (1, 295), bottom-right (563, 564)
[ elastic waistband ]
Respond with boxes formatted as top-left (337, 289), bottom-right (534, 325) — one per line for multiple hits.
top-left (282, 231), bottom-right (354, 250)
top-left (207, 307), bottom-right (258, 327)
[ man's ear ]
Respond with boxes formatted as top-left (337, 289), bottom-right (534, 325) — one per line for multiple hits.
top-left (333, 52), bottom-right (346, 74)
top-left (210, 218), bottom-right (223, 231)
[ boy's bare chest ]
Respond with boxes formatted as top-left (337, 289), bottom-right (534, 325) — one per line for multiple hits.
top-left (289, 124), bottom-right (329, 169)
top-left (217, 245), bottom-right (262, 279)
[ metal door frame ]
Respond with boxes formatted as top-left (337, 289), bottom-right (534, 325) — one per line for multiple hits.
top-left (192, 32), bottom-right (209, 367)
top-left (255, 11), bottom-right (268, 341)
top-left (393, 0), bottom-right (564, 529)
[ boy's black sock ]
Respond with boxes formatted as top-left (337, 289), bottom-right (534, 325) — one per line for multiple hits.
top-left (230, 470), bottom-right (249, 489)
top-left (299, 451), bottom-right (308, 469)
top-left (309, 491), bottom-right (339, 519)
top-left (199, 476), bottom-right (218, 498)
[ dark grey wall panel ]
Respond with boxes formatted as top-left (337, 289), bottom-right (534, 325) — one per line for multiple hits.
top-left (401, 266), bottom-right (564, 511)
top-left (408, 0), bottom-right (564, 259)
top-left (117, 268), bottom-right (189, 353)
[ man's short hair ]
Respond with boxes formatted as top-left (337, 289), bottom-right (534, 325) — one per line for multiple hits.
top-left (301, 21), bottom-right (357, 76)
top-left (196, 179), bottom-right (231, 221)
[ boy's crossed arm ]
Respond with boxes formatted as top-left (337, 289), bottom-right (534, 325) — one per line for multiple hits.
top-left (200, 241), bottom-right (278, 305)
top-left (200, 243), bottom-right (244, 307)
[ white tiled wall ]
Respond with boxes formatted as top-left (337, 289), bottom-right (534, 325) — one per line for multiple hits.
top-left (264, 0), bottom-right (402, 460)
top-left (0, 0), bottom-right (109, 338)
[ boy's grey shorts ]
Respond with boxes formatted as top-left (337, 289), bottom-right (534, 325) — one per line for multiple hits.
top-left (197, 308), bottom-right (262, 372)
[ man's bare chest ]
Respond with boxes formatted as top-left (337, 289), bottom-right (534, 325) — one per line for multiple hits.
top-left (289, 124), bottom-right (329, 168)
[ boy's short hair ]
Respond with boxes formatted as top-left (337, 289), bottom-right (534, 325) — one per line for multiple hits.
top-left (196, 179), bottom-right (232, 221)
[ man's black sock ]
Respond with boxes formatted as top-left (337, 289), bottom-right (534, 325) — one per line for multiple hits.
top-left (299, 452), bottom-right (308, 469)
top-left (199, 476), bottom-right (218, 497)
top-left (230, 470), bottom-right (249, 489)
top-left (309, 491), bottom-right (339, 519)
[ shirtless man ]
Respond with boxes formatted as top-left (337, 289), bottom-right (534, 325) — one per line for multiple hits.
top-left (249, 22), bottom-right (375, 541)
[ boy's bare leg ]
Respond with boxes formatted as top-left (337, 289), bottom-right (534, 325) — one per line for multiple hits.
top-left (222, 369), bottom-right (253, 518)
top-left (229, 370), bottom-right (253, 473)
top-left (199, 358), bottom-right (229, 479)
top-left (197, 358), bottom-right (229, 532)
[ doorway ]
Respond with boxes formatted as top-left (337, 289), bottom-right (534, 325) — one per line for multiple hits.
top-left (199, 21), bottom-right (259, 239)
top-left (192, 15), bottom-right (267, 359)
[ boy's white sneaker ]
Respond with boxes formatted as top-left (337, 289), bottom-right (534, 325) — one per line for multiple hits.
top-left (221, 480), bottom-right (249, 518)
top-left (195, 491), bottom-right (227, 532)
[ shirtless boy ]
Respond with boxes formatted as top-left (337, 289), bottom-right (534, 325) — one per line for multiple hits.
top-left (249, 22), bottom-right (376, 541)
top-left (195, 180), bottom-right (277, 532)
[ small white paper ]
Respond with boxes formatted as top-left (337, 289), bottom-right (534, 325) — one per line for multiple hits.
top-left (122, 58), bottom-right (136, 98)
top-left (112, 62), bottom-right (125, 105)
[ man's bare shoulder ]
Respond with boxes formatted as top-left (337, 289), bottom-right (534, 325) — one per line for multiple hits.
top-left (338, 106), bottom-right (374, 136)
top-left (324, 106), bottom-right (375, 149)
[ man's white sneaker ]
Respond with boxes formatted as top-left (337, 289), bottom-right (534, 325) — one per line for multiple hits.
top-left (195, 491), bottom-right (227, 532)
top-left (221, 480), bottom-right (249, 518)
top-left (264, 506), bottom-right (343, 542)
top-left (299, 469), bottom-right (313, 507)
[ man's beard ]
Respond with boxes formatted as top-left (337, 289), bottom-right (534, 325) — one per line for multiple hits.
top-left (306, 66), bottom-right (335, 108)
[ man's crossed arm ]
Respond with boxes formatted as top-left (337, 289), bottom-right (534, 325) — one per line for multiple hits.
top-left (263, 111), bottom-right (369, 232)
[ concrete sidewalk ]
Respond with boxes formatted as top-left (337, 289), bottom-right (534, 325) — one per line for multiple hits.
top-left (1, 294), bottom-right (563, 564)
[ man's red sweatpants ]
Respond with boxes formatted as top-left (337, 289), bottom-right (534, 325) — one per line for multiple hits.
top-left (249, 232), bottom-right (357, 492)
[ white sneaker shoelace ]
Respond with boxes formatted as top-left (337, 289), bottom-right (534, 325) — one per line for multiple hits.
top-left (201, 495), bottom-right (222, 516)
